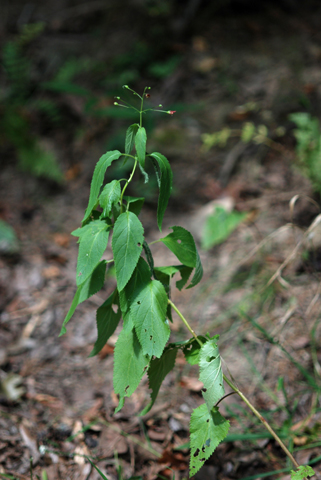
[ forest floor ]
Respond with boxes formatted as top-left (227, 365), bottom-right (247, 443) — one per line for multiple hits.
top-left (1, 2), bottom-right (321, 479)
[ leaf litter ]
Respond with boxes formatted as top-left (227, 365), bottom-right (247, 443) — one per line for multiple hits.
top-left (1, 5), bottom-right (321, 480)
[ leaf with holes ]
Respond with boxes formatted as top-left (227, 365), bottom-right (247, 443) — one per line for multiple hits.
top-left (118, 257), bottom-right (151, 322)
top-left (113, 326), bottom-right (150, 412)
top-left (89, 291), bottom-right (121, 357)
top-left (199, 338), bottom-right (225, 410)
top-left (290, 465), bottom-right (315, 480)
top-left (75, 220), bottom-right (110, 286)
top-left (150, 152), bottom-right (173, 231)
top-left (131, 279), bottom-right (170, 358)
top-left (60, 260), bottom-right (107, 335)
top-left (99, 180), bottom-right (121, 218)
top-left (154, 265), bottom-right (193, 292)
top-left (125, 123), bottom-right (139, 155)
top-left (82, 150), bottom-right (122, 224)
top-left (140, 346), bottom-right (178, 415)
top-left (112, 211), bottom-right (144, 291)
top-left (135, 126), bottom-right (147, 169)
top-left (190, 404), bottom-right (230, 476)
top-left (159, 226), bottom-right (203, 288)
top-left (183, 336), bottom-right (208, 365)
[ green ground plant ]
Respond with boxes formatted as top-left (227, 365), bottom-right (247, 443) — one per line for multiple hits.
top-left (0, 23), bottom-right (63, 182)
top-left (61, 86), bottom-right (315, 479)
top-left (289, 112), bottom-right (321, 194)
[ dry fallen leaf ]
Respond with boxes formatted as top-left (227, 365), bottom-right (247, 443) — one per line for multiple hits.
top-left (52, 232), bottom-right (71, 247)
top-left (42, 266), bottom-right (61, 279)
top-left (180, 376), bottom-right (203, 392)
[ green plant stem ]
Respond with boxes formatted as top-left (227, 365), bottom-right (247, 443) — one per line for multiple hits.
top-left (120, 159), bottom-right (138, 212)
top-left (168, 300), bottom-right (201, 347)
top-left (222, 375), bottom-right (300, 470)
top-left (139, 87), bottom-right (147, 127)
top-left (170, 300), bottom-right (302, 472)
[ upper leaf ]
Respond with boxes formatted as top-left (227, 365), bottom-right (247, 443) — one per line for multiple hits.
top-left (140, 345), bottom-right (178, 415)
top-left (82, 150), bottom-right (122, 224)
top-left (150, 152), bottom-right (173, 231)
top-left (159, 226), bottom-right (203, 287)
top-left (75, 220), bottom-right (110, 286)
top-left (113, 326), bottom-right (149, 412)
top-left (124, 196), bottom-right (145, 216)
top-left (135, 126), bottom-right (147, 169)
top-left (160, 226), bottom-right (196, 266)
top-left (190, 404), bottom-right (230, 476)
top-left (112, 211), bottom-right (144, 291)
top-left (99, 180), bottom-right (121, 218)
top-left (130, 279), bottom-right (170, 358)
top-left (199, 339), bottom-right (225, 410)
top-left (89, 291), bottom-right (121, 357)
top-left (60, 260), bottom-right (106, 336)
top-left (125, 123), bottom-right (139, 155)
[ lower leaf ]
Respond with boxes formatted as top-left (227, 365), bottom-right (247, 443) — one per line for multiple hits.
top-left (59, 260), bottom-right (107, 336)
top-left (140, 345), bottom-right (178, 415)
top-left (89, 291), bottom-right (121, 357)
top-left (113, 326), bottom-right (150, 413)
top-left (189, 404), bottom-right (229, 477)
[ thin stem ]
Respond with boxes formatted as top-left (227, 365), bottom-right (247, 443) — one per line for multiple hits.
top-left (168, 300), bottom-right (202, 347)
top-left (120, 159), bottom-right (138, 213)
top-left (139, 87), bottom-right (148, 127)
top-left (170, 300), bottom-right (303, 472)
top-left (223, 374), bottom-right (300, 470)
top-left (117, 98), bottom-right (140, 113)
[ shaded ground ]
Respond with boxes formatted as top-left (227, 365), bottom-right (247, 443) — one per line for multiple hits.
top-left (1, 2), bottom-right (321, 479)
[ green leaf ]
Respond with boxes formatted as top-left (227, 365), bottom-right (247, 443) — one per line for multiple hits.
top-left (85, 456), bottom-right (109, 480)
top-left (159, 226), bottom-right (203, 288)
top-left (290, 465), bottom-right (315, 480)
top-left (188, 249), bottom-right (203, 289)
top-left (0, 220), bottom-right (19, 254)
top-left (199, 339), bottom-right (225, 410)
top-left (154, 265), bottom-right (193, 291)
top-left (99, 180), bottom-right (121, 218)
top-left (124, 196), bottom-right (145, 216)
top-left (130, 279), bottom-right (170, 358)
top-left (89, 291), bottom-right (121, 357)
top-left (82, 150), bottom-right (122, 224)
top-left (125, 123), bottom-right (139, 155)
top-left (142, 241), bottom-right (154, 275)
top-left (76, 220), bottom-right (110, 286)
top-left (183, 336), bottom-right (207, 365)
top-left (119, 257), bottom-right (151, 321)
top-left (113, 326), bottom-right (149, 412)
top-left (160, 226), bottom-right (196, 267)
top-left (140, 346), bottom-right (178, 415)
top-left (176, 265), bottom-right (194, 290)
top-left (112, 211), bottom-right (144, 291)
top-left (202, 207), bottom-right (247, 250)
top-left (138, 161), bottom-right (149, 183)
top-left (149, 152), bottom-right (173, 231)
top-left (190, 404), bottom-right (230, 477)
top-left (135, 126), bottom-right (147, 169)
top-left (60, 260), bottom-right (106, 335)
